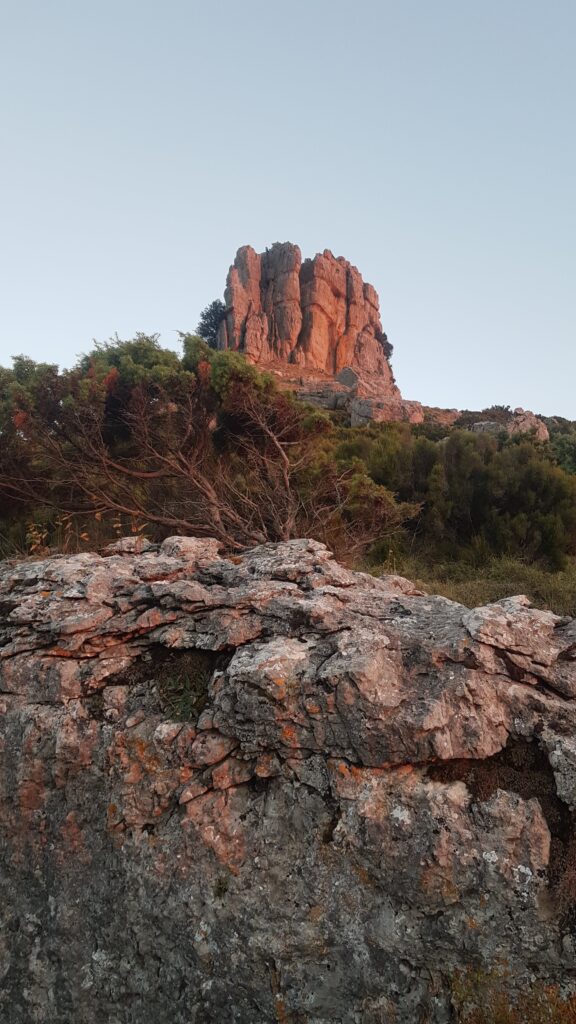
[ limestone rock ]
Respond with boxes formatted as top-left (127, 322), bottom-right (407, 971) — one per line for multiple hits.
top-left (296, 250), bottom-right (397, 387)
top-left (2, 539), bottom-right (576, 1022)
top-left (423, 406), bottom-right (461, 428)
top-left (471, 419), bottom-right (502, 435)
top-left (216, 244), bottom-right (550, 434)
top-left (218, 242), bottom-right (302, 363)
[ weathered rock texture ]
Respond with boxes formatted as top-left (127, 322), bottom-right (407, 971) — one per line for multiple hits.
top-left (2, 537), bottom-right (576, 1023)
top-left (218, 243), bottom-right (418, 423)
top-left (470, 408), bottom-right (550, 442)
top-left (219, 244), bottom-right (395, 382)
top-left (508, 407), bottom-right (550, 442)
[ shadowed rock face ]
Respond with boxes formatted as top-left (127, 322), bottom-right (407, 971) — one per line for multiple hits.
top-left (2, 537), bottom-right (576, 1023)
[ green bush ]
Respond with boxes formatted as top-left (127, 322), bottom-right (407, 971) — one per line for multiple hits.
top-left (3, 339), bottom-right (576, 575)
top-left (156, 650), bottom-right (218, 721)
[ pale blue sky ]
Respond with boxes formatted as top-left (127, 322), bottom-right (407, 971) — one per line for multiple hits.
top-left (1, 0), bottom-right (574, 416)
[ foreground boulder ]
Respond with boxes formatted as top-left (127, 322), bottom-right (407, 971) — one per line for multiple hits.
top-left (1, 537), bottom-right (576, 1023)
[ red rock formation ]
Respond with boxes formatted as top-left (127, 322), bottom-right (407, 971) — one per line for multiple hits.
top-left (470, 408), bottom-right (550, 442)
top-left (216, 244), bottom-right (550, 435)
top-left (218, 245), bottom-right (268, 361)
top-left (508, 407), bottom-right (550, 442)
top-left (218, 243), bottom-right (400, 400)
top-left (218, 243), bottom-right (302, 363)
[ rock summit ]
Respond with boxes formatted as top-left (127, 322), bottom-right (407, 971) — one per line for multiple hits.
top-left (217, 243), bottom-right (425, 424)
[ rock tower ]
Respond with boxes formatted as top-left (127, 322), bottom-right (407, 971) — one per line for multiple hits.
top-left (217, 242), bottom-right (425, 424)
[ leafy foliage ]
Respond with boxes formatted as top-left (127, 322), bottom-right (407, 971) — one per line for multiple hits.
top-left (456, 405), bottom-right (513, 429)
top-left (2, 337), bottom-right (576, 577)
top-left (339, 422), bottom-right (576, 568)
top-left (544, 415), bottom-right (576, 475)
top-left (0, 336), bottom-right (412, 560)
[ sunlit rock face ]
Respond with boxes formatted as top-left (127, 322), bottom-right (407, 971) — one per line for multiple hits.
top-left (216, 245), bottom-right (553, 438)
top-left (218, 242), bottom-right (396, 379)
top-left (2, 537), bottom-right (576, 1023)
top-left (217, 242), bottom-right (416, 422)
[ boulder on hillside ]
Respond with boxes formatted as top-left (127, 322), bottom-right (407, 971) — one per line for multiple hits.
top-left (470, 408), bottom-right (549, 442)
top-left (509, 407), bottom-right (550, 442)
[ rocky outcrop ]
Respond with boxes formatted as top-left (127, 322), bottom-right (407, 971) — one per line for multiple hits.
top-left (216, 245), bottom-right (553, 435)
top-left (219, 243), bottom-right (398, 387)
top-left (350, 394), bottom-right (425, 426)
top-left (2, 538), bottom-right (576, 1022)
top-left (508, 407), bottom-right (550, 442)
top-left (423, 406), bottom-right (461, 428)
top-left (471, 408), bottom-right (550, 442)
top-left (297, 250), bottom-right (395, 385)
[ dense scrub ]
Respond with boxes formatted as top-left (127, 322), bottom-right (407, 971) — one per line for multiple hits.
top-left (338, 420), bottom-right (576, 569)
top-left (0, 335), bottom-right (412, 561)
top-left (371, 554), bottom-right (576, 618)
top-left (1, 337), bottom-right (576, 615)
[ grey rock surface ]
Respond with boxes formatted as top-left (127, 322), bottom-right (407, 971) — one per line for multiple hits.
top-left (1, 538), bottom-right (576, 1022)
top-left (470, 409), bottom-right (550, 442)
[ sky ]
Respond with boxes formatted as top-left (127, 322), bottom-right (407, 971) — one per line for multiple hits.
top-left (0, 0), bottom-right (574, 417)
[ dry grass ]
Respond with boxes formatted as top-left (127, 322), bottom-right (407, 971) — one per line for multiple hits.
top-left (372, 554), bottom-right (576, 617)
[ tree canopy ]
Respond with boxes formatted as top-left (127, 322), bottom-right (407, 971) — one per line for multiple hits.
top-left (0, 336), bottom-right (412, 558)
top-left (1, 337), bottom-right (576, 570)
top-left (196, 300), bottom-right (226, 348)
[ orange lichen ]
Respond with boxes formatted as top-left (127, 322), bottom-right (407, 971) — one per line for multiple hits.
top-left (280, 723), bottom-right (299, 747)
top-left (308, 905), bottom-right (325, 921)
top-left (183, 789), bottom-right (247, 872)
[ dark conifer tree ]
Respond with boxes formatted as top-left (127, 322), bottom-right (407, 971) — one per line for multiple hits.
top-left (196, 300), bottom-right (226, 348)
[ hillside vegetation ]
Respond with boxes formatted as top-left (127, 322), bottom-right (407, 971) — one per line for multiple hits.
top-left (1, 335), bottom-right (575, 615)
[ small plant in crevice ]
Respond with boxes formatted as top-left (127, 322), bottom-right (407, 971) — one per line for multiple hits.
top-left (213, 875), bottom-right (230, 898)
top-left (84, 690), bottom-right (105, 720)
top-left (106, 645), bottom-right (231, 723)
top-left (155, 649), bottom-right (226, 722)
